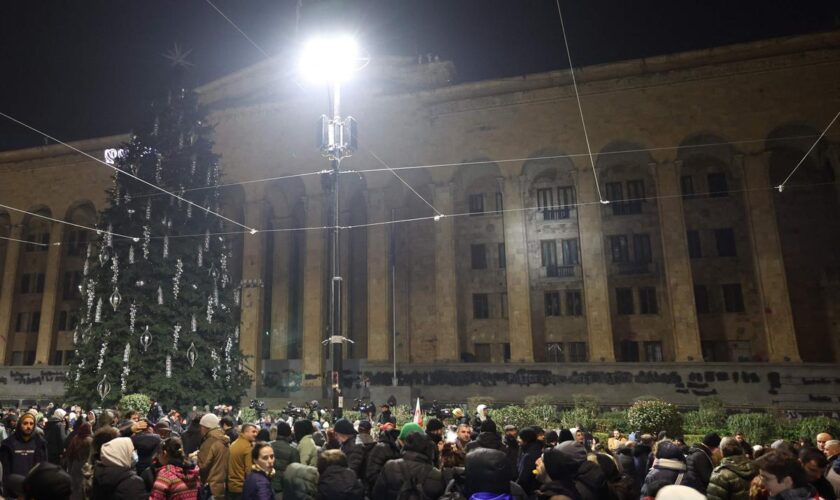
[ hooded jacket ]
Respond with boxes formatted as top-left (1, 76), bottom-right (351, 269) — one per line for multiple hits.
top-left (516, 441), bottom-right (544, 494)
top-left (284, 462), bottom-right (319, 500)
top-left (339, 433), bottom-right (367, 477)
top-left (91, 437), bottom-right (146, 500)
top-left (463, 448), bottom-right (528, 500)
top-left (686, 442), bottom-right (715, 493)
top-left (633, 443), bottom-right (653, 485)
top-left (465, 431), bottom-right (506, 454)
top-left (197, 426), bottom-right (230, 498)
top-left (372, 432), bottom-right (445, 500)
top-left (641, 442), bottom-right (702, 497)
top-left (706, 454), bottom-right (758, 500)
top-left (365, 429), bottom-right (401, 491)
top-left (298, 433), bottom-right (319, 467)
top-left (44, 414), bottom-right (68, 464)
top-left (554, 441), bottom-right (608, 500)
top-left (0, 414), bottom-right (48, 487)
top-left (316, 464), bottom-right (365, 500)
top-left (271, 435), bottom-right (300, 492)
top-left (243, 466), bottom-right (275, 500)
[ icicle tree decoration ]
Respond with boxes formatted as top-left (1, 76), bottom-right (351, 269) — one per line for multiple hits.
top-left (111, 254), bottom-right (119, 284)
top-left (172, 324), bottom-right (181, 351)
top-left (186, 203), bottom-right (192, 218)
top-left (75, 359), bottom-right (84, 383)
top-left (220, 253), bottom-right (229, 288)
top-left (206, 295), bottom-right (214, 324)
top-left (233, 289), bottom-right (240, 306)
top-left (129, 303), bottom-right (137, 334)
top-left (97, 341), bottom-right (108, 372)
top-left (121, 343), bottom-right (131, 392)
top-left (204, 229), bottom-right (210, 251)
top-left (142, 226), bottom-right (150, 259)
top-left (166, 355), bottom-right (172, 378)
top-left (210, 348), bottom-right (219, 381)
top-left (197, 246), bottom-right (203, 268)
top-left (86, 282), bottom-right (95, 321)
top-left (157, 286), bottom-right (164, 305)
top-left (224, 336), bottom-right (232, 381)
top-left (234, 326), bottom-right (239, 341)
top-left (83, 257), bottom-right (90, 277)
top-left (173, 258), bottom-right (183, 299)
top-left (190, 314), bottom-right (197, 333)
top-left (190, 153), bottom-right (197, 175)
top-left (94, 298), bottom-right (103, 323)
top-left (163, 235), bottom-right (169, 259)
top-left (145, 198), bottom-right (152, 220)
top-left (128, 245), bottom-right (135, 264)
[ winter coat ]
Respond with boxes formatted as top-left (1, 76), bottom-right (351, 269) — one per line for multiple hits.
top-left (149, 461), bottom-right (201, 500)
top-left (504, 435), bottom-right (520, 479)
top-left (228, 436), bottom-right (254, 493)
top-left (44, 416), bottom-right (68, 464)
top-left (0, 426), bottom-right (48, 488)
top-left (706, 454), bottom-right (757, 500)
top-left (686, 442), bottom-right (715, 493)
top-left (242, 468), bottom-right (275, 500)
top-left (65, 436), bottom-right (92, 500)
top-left (633, 443), bottom-right (653, 486)
top-left (640, 458), bottom-right (702, 496)
top-left (372, 449), bottom-right (446, 500)
top-left (463, 448), bottom-right (527, 500)
top-left (340, 434), bottom-right (367, 477)
top-left (536, 479), bottom-right (582, 500)
top-left (365, 431), bottom-right (401, 491)
top-left (298, 434), bottom-right (318, 467)
top-left (811, 477), bottom-right (837, 500)
top-left (283, 462), bottom-right (319, 500)
top-left (827, 460), bottom-right (840, 499)
top-left (130, 431), bottom-right (161, 476)
top-left (180, 423), bottom-right (203, 456)
top-left (197, 427), bottom-right (230, 498)
top-left (271, 436), bottom-right (300, 492)
top-left (767, 485), bottom-right (823, 499)
top-left (464, 432), bottom-right (506, 454)
top-left (316, 464), bottom-right (365, 500)
top-left (571, 460), bottom-right (609, 500)
top-left (91, 462), bottom-right (147, 500)
top-left (516, 441), bottom-right (543, 495)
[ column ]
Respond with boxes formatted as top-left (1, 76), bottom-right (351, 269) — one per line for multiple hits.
top-left (432, 183), bottom-right (459, 361)
top-left (367, 190), bottom-right (390, 361)
top-left (651, 160), bottom-right (703, 362)
top-left (576, 168), bottom-right (616, 361)
top-left (498, 176), bottom-right (534, 362)
top-left (239, 199), bottom-right (266, 393)
top-left (301, 195), bottom-right (326, 385)
top-left (270, 218), bottom-right (291, 360)
top-left (0, 215), bottom-right (23, 365)
top-left (738, 153), bottom-right (800, 362)
top-left (35, 223), bottom-right (64, 365)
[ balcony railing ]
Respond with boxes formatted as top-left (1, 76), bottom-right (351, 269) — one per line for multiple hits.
top-left (541, 208), bottom-right (572, 221)
top-left (546, 264), bottom-right (577, 278)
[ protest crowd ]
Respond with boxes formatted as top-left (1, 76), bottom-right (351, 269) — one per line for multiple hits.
top-left (0, 399), bottom-right (839, 500)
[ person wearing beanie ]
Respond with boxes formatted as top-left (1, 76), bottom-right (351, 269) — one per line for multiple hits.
top-left (270, 421), bottom-right (300, 494)
top-left (6, 461), bottom-right (73, 500)
top-left (365, 427), bottom-right (401, 494)
top-left (293, 419), bottom-right (318, 467)
top-left (465, 419), bottom-right (504, 454)
top-left (91, 437), bottom-right (146, 499)
top-left (462, 448), bottom-right (528, 499)
top-left (641, 440), bottom-right (702, 497)
top-left (197, 411), bottom-right (230, 499)
top-left (44, 408), bottom-right (68, 465)
top-left (372, 431), bottom-right (444, 500)
top-left (536, 448), bottom-right (581, 499)
top-left (556, 441), bottom-right (609, 500)
top-left (686, 432), bottom-right (721, 494)
top-left (333, 418), bottom-right (366, 479)
top-left (398, 422), bottom-right (425, 442)
top-left (0, 412), bottom-right (47, 491)
top-left (517, 426), bottom-right (545, 495)
top-left (426, 418), bottom-right (445, 444)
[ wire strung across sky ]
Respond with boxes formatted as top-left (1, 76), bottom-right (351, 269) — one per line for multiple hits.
top-left (0, 201), bottom-right (139, 242)
top-left (0, 234), bottom-right (52, 247)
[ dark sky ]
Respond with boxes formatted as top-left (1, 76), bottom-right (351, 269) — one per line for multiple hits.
top-left (1, 0), bottom-right (838, 152)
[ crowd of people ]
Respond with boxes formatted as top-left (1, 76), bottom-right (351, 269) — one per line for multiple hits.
top-left (0, 401), bottom-right (838, 500)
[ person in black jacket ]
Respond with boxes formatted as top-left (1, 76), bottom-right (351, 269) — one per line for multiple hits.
top-left (516, 427), bottom-right (544, 495)
top-left (462, 448), bottom-right (527, 499)
top-left (503, 425), bottom-right (520, 479)
top-left (633, 434), bottom-right (654, 485)
top-left (464, 419), bottom-right (505, 454)
top-left (180, 412), bottom-right (203, 456)
top-left (555, 440), bottom-right (609, 500)
top-left (316, 449), bottom-right (365, 500)
top-left (44, 408), bottom-right (68, 465)
top-left (365, 426), bottom-right (400, 492)
top-left (536, 448), bottom-right (582, 500)
top-left (91, 437), bottom-right (146, 500)
top-left (686, 432), bottom-right (720, 494)
top-left (334, 418), bottom-right (366, 479)
top-left (640, 440), bottom-right (702, 497)
top-left (372, 430), bottom-right (445, 500)
top-left (0, 413), bottom-right (48, 492)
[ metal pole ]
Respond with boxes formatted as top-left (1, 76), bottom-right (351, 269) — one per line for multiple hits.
top-left (390, 208), bottom-right (397, 387)
top-left (330, 81), bottom-right (343, 420)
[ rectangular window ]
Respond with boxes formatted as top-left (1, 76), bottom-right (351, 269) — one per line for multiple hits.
top-left (626, 179), bottom-right (645, 201)
top-left (544, 292), bottom-right (561, 317)
top-left (20, 274), bottom-right (30, 294)
top-left (616, 288), bottom-right (634, 315)
top-left (15, 312), bottom-right (27, 332)
top-left (503, 343), bottom-right (511, 362)
top-left (468, 194), bottom-right (485, 215)
top-left (10, 352), bottom-right (23, 366)
top-left (557, 186), bottom-right (576, 213)
top-left (35, 273), bottom-right (45, 294)
top-left (472, 294), bottom-right (489, 319)
top-left (639, 287), bottom-right (658, 314)
top-left (722, 283), bottom-right (745, 313)
top-left (470, 244), bottom-right (487, 270)
top-left (568, 342), bottom-right (588, 362)
top-left (702, 341), bottom-right (717, 362)
top-left (498, 243), bottom-right (506, 269)
top-left (619, 340), bottom-right (640, 362)
top-left (566, 290), bottom-right (583, 316)
top-left (681, 175), bottom-right (695, 199)
top-left (540, 240), bottom-right (558, 268)
top-left (687, 230), bottom-right (702, 259)
top-left (494, 192), bottom-right (503, 213)
top-left (24, 351), bottom-right (35, 365)
top-left (610, 235), bottom-right (629, 263)
top-left (561, 238), bottom-right (580, 266)
top-left (708, 173), bottom-right (729, 197)
top-left (30, 312), bottom-right (40, 333)
top-left (500, 293), bottom-right (508, 319)
top-left (58, 311), bottom-right (68, 331)
top-left (63, 271), bottom-right (82, 300)
top-left (536, 188), bottom-right (556, 220)
top-left (67, 230), bottom-right (89, 257)
top-left (715, 228), bottom-right (737, 257)
top-left (644, 341), bottom-right (664, 362)
top-left (605, 182), bottom-right (624, 203)
top-left (694, 285), bottom-right (710, 314)
top-left (633, 234), bottom-right (652, 264)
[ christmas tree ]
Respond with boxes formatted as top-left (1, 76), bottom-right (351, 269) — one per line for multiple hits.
top-left (65, 79), bottom-right (251, 409)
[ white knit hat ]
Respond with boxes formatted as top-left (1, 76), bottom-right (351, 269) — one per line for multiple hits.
top-left (199, 413), bottom-right (220, 429)
top-left (53, 408), bottom-right (66, 419)
top-left (101, 437), bottom-right (135, 468)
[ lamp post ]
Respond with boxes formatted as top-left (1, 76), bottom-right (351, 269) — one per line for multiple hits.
top-left (301, 36), bottom-right (360, 420)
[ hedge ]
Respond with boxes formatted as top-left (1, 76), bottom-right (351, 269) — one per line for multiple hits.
top-left (626, 399), bottom-right (683, 436)
top-left (117, 393), bottom-right (151, 415)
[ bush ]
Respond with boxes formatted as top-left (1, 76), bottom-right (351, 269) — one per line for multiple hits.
top-left (117, 393), bottom-right (151, 415)
top-left (595, 411), bottom-right (629, 433)
top-left (393, 404), bottom-right (413, 426)
top-left (683, 397), bottom-right (728, 435)
top-left (466, 396), bottom-right (496, 415)
top-left (559, 408), bottom-right (597, 431)
top-left (524, 395), bottom-right (555, 407)
top-left (573, 394), bottom-right (600, 414)
top-left (797, 417), bottom-right (840, 441)
top-left (626, 399), bottom-right (682, 436)
top-left (492, 405), bottom-right (559, 430)
top-left (726, 413), bottom-right (778, 445)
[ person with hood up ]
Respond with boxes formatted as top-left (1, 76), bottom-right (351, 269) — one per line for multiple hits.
top-left (90, 437), bottom-right (146, 499)
top-left (196, 413), bottom-right (230, 499)
top-left (180, 413), bottom-right (204, 456)
top-left (685, 432), bottom-right (721, 494)
top-left (706, 437), bottom-right (757, 500)
top-left (372, 428), bottom-right (445, 500)
top-left (294, 419), bottom-right (319, 467)
top-left (45, 408), bottom-right (68, 465)
top-left (316, 449), bottom-right (365, 500)
top-left (535, 448), bottom-right (582, 500)
top-left (63, 421), bottom-right (93, 500)
top-left (641, 440), bottom-right (702, 497)
top-left (634, 434), bottom-right (655, 485)
top-left (594, 451), bottom-right (639, 500)
top-left (465, 420), bottom-right (505, 454)
top-left (149, 437), bottom-right (201, 499)
top-left (0, 412), bottom-right (48, 492)
top-left (554, 441), bottom-right (608, 500)
top-left (461, 447), bottom-right (527, 500)
top-left (517, 427), bottom-right (544, 495)
top-left (471, 404), bottom-right (492, 432)
top-left (283, 461), bottom-right (319, 500)
top-left (364, 424), bottom-right (401, 493)
top-left (130, 418), bottom-right (161, 476)
top-left (270, 421), bottom-right (300, 494)
top-left (242, 441), bottom-right (275, 500)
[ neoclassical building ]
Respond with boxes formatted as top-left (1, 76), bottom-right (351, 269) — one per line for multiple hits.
top-left (1, 31), bottom-right (839, 406)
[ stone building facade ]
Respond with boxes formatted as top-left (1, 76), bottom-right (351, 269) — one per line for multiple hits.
top-left (1, 31), bottom-right (839, 405)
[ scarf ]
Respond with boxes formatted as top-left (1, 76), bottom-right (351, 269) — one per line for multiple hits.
top-left (253, 463), bottom-right (276, 477)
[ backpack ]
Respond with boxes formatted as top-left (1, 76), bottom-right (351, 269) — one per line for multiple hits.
top-left (396, 462), bottom-right (431, 500)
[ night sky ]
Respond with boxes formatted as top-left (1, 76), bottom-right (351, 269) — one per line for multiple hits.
top-left (1, 0), bottom-right (838, 152)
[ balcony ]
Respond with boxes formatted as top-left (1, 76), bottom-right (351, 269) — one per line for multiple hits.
top-left (546, 264), bottom-right (577, 278)
top-left (541, 208), bottom-right (572, 221)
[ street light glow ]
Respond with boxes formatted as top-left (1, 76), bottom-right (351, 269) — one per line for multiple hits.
top-left (300, 35), bottom-right (360, 83)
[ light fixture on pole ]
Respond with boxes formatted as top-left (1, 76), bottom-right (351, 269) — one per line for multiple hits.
top-left (300, 35), bottom-right (362, 420)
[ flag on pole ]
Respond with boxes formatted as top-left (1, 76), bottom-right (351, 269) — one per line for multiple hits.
top-left (413, 397), bottom-right (423, 426)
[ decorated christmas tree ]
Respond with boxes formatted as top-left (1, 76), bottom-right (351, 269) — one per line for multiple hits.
top-left (65, 75), bottom-right (250, 409)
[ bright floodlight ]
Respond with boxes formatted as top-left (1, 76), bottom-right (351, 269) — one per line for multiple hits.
top-left (300, 36), bottom-right (359, 83)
